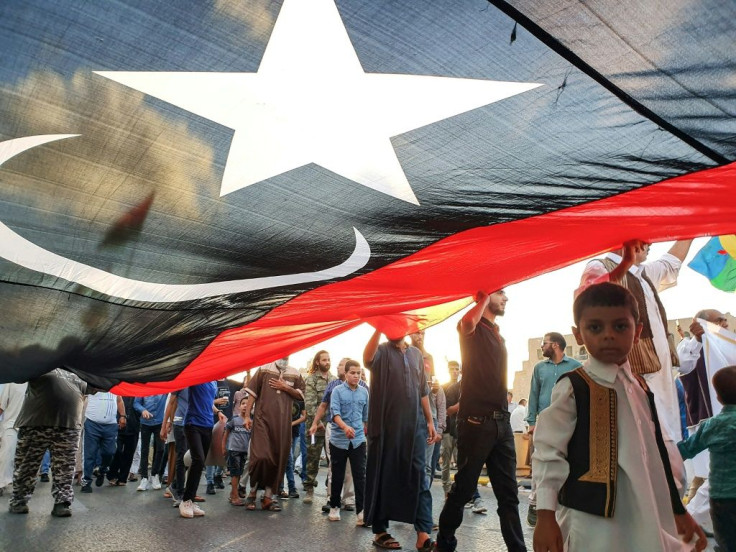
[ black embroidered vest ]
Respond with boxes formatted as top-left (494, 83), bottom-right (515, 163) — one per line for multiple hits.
top-left (557, 367), bottom-right (685, 518)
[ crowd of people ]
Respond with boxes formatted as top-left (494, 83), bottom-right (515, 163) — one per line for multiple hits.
top-left (0, 237), bottom-right (734, 552)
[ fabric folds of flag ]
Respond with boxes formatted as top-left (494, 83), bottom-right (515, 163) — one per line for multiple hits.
top-left (0, 0), bottom-right (735, 394)
top-left (688, 236), bottom-right (736, 292)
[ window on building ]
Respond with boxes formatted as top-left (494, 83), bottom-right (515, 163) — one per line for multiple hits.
top-left (578, 346), bottom-right (588, 360)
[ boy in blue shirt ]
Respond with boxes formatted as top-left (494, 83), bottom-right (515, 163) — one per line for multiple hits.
top-left (678, 365), bottom-right (736, 552)
top-left (328, 359), bottom-right (369, 524)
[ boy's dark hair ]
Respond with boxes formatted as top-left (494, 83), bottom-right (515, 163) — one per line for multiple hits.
top-left (546, 332), bottom-right (567, 350)
top-left (573, 282), bottom-right (640, 325)
top-left (344, 359), bottom-right (360, 371)
top-left (712, 365), bottom-right (736, 405)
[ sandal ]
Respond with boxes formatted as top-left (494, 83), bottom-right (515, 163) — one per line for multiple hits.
top-left (373, 533), bottom-right (402, 550)
top-left (245, 496), bottom-right (256, 510)
top-left (261, 497), bottom-right (282, 511)
top-left (416, 538), bottom-right (434, 552)
top-left (229, 497), bottom-right (246, 506)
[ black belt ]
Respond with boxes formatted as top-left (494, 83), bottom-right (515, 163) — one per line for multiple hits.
top-left (463, 411), bottom-right (508, 423)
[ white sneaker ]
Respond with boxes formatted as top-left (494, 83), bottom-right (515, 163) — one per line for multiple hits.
top-left (192, 502), bottom-right (205, 517)
top-left (472, 497), bottom-right (487, 514)
top-left (137, 478), bottom-right (150, 491)
top-left (179, 499), bottom-right (194, 518)
top-left (151, 475), bottom-right (162, 490)
top-left (356, 511), bottom-right (364, 526)
top-left (328, 507), bottom-right (340, 521)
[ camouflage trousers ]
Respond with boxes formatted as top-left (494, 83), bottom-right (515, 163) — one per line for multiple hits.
top-left (304, 433), bottom-right (325, 490)
top-left (10, 426), bottom-right (80, 507)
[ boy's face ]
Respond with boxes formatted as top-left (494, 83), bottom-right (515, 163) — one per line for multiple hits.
top-left (239, 399), bottom-right (248, 414)
top-left (345, 366), bottom-right (361, 386)
top-left (572, 305), bottom-right (642, 365)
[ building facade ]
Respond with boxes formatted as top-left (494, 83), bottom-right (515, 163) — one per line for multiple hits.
top-left (511, 313), bottom-right (735, 401)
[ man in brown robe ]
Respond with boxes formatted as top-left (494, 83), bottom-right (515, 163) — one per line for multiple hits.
top-left (243, 357), bottom-right (305, 511)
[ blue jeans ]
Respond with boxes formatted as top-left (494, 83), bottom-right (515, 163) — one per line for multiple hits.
top-left (40, 449), bottom-right (51, 475)
top-left (296, 423), bottom-right (307, 481)
top-left (205, 464), bottom-right (223, 484)
top-left (83, 420), bottom-right (118, 483)
top-left (284, 434), bottom-right (300, 492)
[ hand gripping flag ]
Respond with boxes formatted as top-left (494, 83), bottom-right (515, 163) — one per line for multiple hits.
top-left (689, 236), bottom-right (736, 292)
top-left (1, 0), bottom-right (735, 394)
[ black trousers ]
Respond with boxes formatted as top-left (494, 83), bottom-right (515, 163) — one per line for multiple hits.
top-left (183, 425), bottom-right (211, 502)
top-left (172, 424), bottom-right (188, 497)
top-left (711, 497), bottom-right (736, 552)
top-left (329, 442), bottom-right (366, 513)
top-left (437, 417), bottom-right (526, 552)
top-left (139, 424), bottom-right (164, 478)
top-left (107, 433), bottom-right (139, 483)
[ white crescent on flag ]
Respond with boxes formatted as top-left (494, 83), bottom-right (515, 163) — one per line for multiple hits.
top-left (0, 135), bottom-right (371, 303)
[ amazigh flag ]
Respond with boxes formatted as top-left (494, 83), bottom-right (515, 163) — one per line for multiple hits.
top-left (1, 0), bottom-right (735, 395)
top-left (689, 236), bottom-right (736, 292)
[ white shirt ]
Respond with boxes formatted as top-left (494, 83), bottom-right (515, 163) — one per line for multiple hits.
top-left (85, 392), bottom-right (118, 425)
top-left (510, 404), bottom-right (527, 432)
top-left (0, 383), bottom-right (28, 428)
top-left (580, 252), bottom-right (683, 442)
top-left (532, 358), bottom-right (690, 551)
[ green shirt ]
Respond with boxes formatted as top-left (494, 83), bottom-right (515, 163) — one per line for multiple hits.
top-left (678, 405), bottom-right (736, 499)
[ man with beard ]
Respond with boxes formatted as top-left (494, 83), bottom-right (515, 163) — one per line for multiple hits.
top-left (303, 350), bottom-right (334, 505)
top-left (364, 330), bottom-right (436, 551)
top-left (435, 290), bottom-right (526, 552)
top-left (441, 361), bottom-right (461, 497)
top-left (677, 309), bottom-right (730, 501)
top-left (524, 332), bottom-right (581, 526)
top-left (244, 357), bottom-right (306, 511)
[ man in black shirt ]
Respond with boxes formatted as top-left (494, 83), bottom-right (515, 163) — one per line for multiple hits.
top-left (435, 290), bottom-right (526, 552)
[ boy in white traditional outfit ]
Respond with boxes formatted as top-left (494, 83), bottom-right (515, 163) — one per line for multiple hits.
top-left (532, 282), bottom-right (706, 552)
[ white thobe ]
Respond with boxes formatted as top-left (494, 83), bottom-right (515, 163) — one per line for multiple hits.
top-left (0, 382), bottom-right (28, 488)
top-left (533, 359), bottom-right (691, 552)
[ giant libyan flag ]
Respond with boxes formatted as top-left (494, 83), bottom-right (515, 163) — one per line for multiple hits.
top-left (1, 0), bottom-right (735, 394)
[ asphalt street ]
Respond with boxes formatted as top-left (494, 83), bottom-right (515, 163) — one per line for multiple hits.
top-left (0, 474), bottom-right (536, 552)
top-left (0, 475), bottom-right (718, 551)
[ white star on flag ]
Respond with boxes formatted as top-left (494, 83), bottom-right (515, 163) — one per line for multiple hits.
top-left (96, 0), bottom-right (540, 205)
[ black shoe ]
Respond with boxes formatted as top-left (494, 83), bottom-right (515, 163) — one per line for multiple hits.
top-left (51, 502), bottom-right (72, 517)
top-left (214, 475), bottom-right (225, 489)
top-left (40, 473), bottom-right (50, 483)
top-left (206, 483), bottom-right (216, 495)
top-left (81, 482), bottom-right (93, 493)
top-left (238, 486), bottom-right (246, 499)
top-left (9, 503), bottom-right (29, 514)
top-left (321, 503), bottom-right (331, 513)
top-left (343, 503), bottom-right (355, 511)
top-left (95, 471), bottom-right (105, 487)
top-left (278, 490), bottom-right (289, 499)
top-left (527, 504), bottom-right (537, 527)
top-left (288, 490), bottom-right (299, 499)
